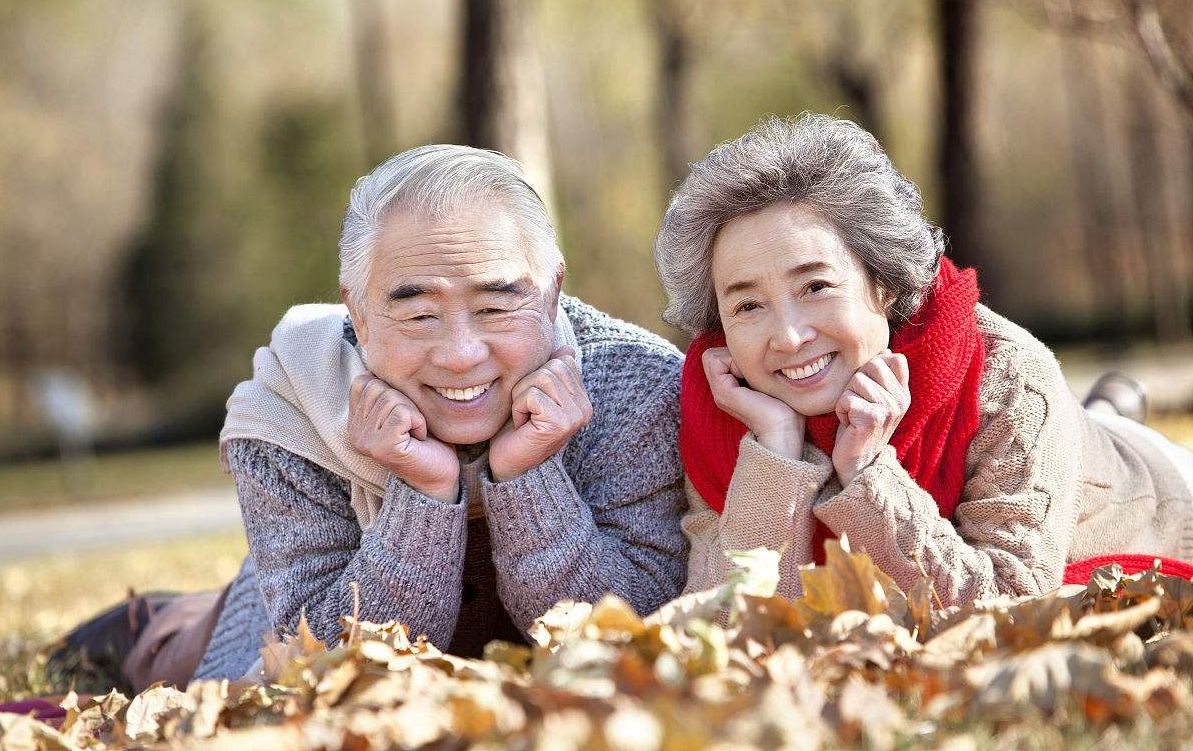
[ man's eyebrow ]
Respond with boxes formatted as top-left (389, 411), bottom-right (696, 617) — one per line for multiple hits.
top-left (476, 278), bottom-right (531, 295)
top-left (388, 285), bottom-right (427, 301)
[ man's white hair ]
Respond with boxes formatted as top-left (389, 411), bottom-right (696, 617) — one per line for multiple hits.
top-left (339, 144), bottom-right (563, 309)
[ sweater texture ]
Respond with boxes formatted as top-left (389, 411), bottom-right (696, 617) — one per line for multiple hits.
top-left (195, 295), bottom-right (688, 680)
top-left (682, 304), bottom-right (1193, 605)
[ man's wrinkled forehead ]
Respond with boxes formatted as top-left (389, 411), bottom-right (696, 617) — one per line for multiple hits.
top-left (367, 203), bottom-right (553, 299)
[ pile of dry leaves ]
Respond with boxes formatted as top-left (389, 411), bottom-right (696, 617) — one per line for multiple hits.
top-left (5, 539), bottom-right (1193, 750)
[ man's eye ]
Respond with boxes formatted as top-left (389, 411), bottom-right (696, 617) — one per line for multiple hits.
top-left (477, 307), bottom-right (508, 315)
top-left (406, 314), bottom-right (435, 322)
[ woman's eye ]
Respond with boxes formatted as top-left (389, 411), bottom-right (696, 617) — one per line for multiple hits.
top-left (806, 281), bottom-right (830, 294)
top-left (733, 301), bottom-right (760, 315)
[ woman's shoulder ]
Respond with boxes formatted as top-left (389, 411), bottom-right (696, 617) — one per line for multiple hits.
top-left (975, 304), bottom-right (1066, 382)
top-left (973, 304), bottom-right (1076, 418)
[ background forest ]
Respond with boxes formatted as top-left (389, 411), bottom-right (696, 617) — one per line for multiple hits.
top-left (0, 0), bottom-right (1190, 461)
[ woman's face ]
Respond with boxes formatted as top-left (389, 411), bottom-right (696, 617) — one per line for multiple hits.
top-left (711, 202), bottom-right (891, 417)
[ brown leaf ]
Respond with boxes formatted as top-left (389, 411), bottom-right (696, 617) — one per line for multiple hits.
top-left (798, 536), bottom-right (901, 618)
top-left (529, 599), bottom-right (592, 650)
top-left (0, 713), bottom-right (74, 751)
top-left (964, 642), bottom-right (1131, 722)
top-left (585, 594), bottom-right (646, 641)
top-left (918, 613), bottom-right (997, 670)
top-left (832, 674), bottom-right (908, 751)
top-left (122, 684), bottom-right (189, 740)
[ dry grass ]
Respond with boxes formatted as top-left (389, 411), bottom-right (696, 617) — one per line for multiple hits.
top-left (0, 530), bottom-right (246, 699)
top-left (0, 442), bottom-right (230, 513)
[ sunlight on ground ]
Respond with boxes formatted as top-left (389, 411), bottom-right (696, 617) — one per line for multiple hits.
top-left (0, 531), bottom-right (246, 643)
top-left (1151, 412), bottom-right (1193, 449)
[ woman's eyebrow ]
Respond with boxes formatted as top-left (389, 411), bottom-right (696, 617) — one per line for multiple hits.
top-left (720, 261), bottom-right (833, 297)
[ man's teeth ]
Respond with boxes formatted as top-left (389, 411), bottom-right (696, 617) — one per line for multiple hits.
top-left (435, 382), bottom-right (493, 401)
top-left (781, 354), bottom-right (832, 381)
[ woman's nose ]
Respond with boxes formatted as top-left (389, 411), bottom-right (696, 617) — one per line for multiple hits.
top-left (768, 310), bottom-right (810, 353)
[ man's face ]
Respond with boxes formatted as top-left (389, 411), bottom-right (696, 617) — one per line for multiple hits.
top-left (346, 204), bottom-right (558, 446)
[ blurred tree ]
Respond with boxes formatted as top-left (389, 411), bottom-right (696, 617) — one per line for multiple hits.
top-left (459, 0), bottom-right (555, 209)
top-left (121, 8), bottom-right (243, 436)
top-left (350, 0), bottom-right (399, 168)
top-left (936, 0), bottom-right (987, 275)
top-left (651, 0), bottom-right (696, 193)
top-left (1127, 0), bottom-right (1193, 116)
top-left (1061, 35), bottom-right (1133, 345)
top-left (1015, 0), bottom-right (1192, 342)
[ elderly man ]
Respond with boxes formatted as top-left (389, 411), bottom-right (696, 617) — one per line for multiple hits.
top-left (53, 145), bottom-right (688, 689)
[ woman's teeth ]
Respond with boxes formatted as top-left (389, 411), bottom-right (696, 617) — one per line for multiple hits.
top-left (435, 382), bottom-right (492, 401)
top-left (781, 354), bottom-right (832, 381)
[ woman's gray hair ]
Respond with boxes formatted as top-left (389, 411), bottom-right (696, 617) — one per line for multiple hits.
top-left (339, 144), bottom-right (563, 309)
top-left (654, 113), bottom-right (945, 335)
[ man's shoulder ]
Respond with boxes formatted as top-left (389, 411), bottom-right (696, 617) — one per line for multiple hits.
top-left (561, 295), bottom-right (682, 362)
top-left (265, 303), bottom-right (353, 353)
top-left (561, 295), bottom-right (683, 420)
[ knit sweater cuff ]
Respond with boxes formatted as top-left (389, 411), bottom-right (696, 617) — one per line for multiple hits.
top-left (813, 445), bottom-right (913, 541)
top-left (480, 453), bottom-right (586, 550)
top-left (719, 434), bottom-right (833, 552)
top-left (371, 474), bottom-right (468, 558)
top-left (726, 434), bottom-right (834, 514)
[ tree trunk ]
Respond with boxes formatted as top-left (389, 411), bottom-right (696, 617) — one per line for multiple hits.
top-left (936, 0), bottom-right (985, 275)
top-left (1062, 36), bottom-right (1130, 344)
top-left (653, 0), bottom-right (693, 196)
top-left (1127, 67), bottom-right (1192, 342)
top-left (459, 0), bottom-right (554, 213)
top-left (349, 0), bottom-right (398, 168)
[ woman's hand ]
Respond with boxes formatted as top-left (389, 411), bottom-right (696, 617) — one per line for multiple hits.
top-left (832, 350), bottom-right (910, 486)
top-left (347, 373), bottom-right (461, 503)
top-left (703, 346), bottom-right (804, 458)
top-left (489, 346), bottom-right (593, 482)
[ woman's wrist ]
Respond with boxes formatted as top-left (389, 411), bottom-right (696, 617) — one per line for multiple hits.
top-left (753, 427), bottom-right (804, 459)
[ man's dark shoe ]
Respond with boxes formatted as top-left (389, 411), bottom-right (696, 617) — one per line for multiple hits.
top-left (1083, 371), bottom-right (1148, 424)
top-left (42, 590), bottom-right (179, 694)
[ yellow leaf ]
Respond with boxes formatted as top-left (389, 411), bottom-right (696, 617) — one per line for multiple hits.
top-left (798, 536), bottom-right (900, 617)
top-left (123, 684), bottom-right (189, 740)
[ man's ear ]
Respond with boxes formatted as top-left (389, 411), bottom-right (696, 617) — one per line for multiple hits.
top-left (546, 264), bottom-right (565, 322)
top-left (341, 286), bottom-right (369, 347)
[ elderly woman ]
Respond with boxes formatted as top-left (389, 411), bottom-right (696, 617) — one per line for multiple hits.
top-left (654, 113), bottom-right (1193, 604)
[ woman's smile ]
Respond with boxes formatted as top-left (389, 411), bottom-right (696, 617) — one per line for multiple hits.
top-left (778, 352), bottom-right (834, 383)
top-left (712, 202), bottom-right (890, 417)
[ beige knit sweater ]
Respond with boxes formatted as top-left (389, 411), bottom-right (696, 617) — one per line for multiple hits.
top-left (683, 304), bottom-right (1193, 604)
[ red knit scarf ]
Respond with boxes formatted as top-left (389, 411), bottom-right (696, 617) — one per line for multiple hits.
top-left (679, 258), bottom-right (985, 564)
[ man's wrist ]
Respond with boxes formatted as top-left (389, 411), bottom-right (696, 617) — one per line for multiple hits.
top-left (407, 478), bottom-right (460, 503)
top-left (487, 460), bottom-right (526, 484)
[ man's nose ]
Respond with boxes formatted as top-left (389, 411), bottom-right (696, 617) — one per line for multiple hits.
top-left (431, 319), bottom-right (489, 372)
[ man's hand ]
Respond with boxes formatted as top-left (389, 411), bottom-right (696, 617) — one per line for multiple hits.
top-left (703, 347), bottom-right (805, 458)
top-left (832, 350), bottom-right (910, 486)
top-left (489, 347), bottom-right (592, 482)
top-left (347, 373), bottom-right (460, 502)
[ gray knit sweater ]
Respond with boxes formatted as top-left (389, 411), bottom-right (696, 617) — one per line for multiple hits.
top-left (195, 296), bottom-right (687, 679)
